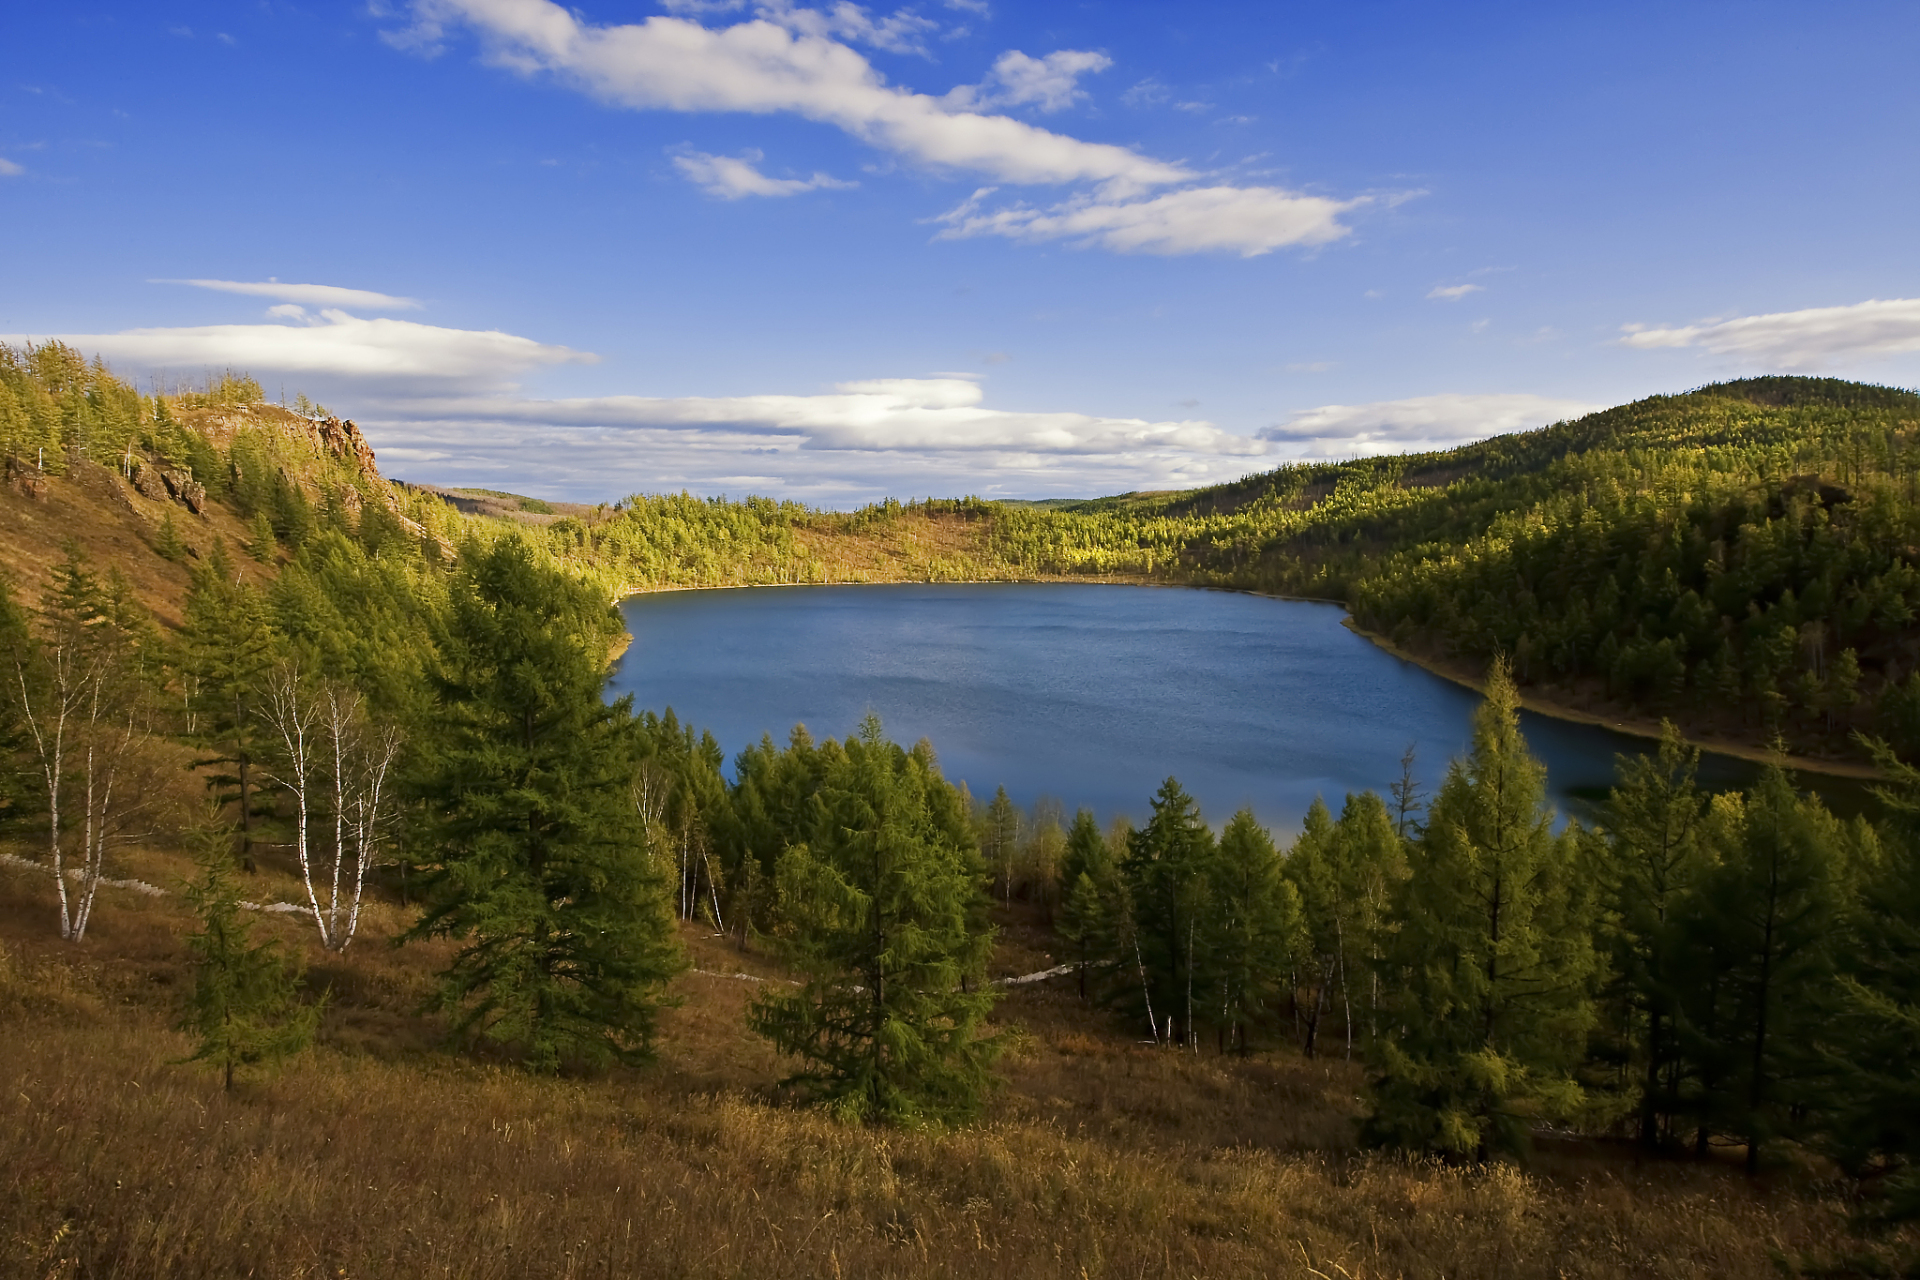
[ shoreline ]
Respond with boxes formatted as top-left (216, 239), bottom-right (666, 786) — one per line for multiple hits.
top-left (606, 572), bottom-right (1880, 783)
top-left (1336, 615), bottom-right (1881, 782)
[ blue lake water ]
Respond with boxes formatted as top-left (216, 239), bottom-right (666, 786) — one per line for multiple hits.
top-left (606, 582), bottom-right (1821, 836)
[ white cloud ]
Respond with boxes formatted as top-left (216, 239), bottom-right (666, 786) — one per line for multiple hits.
top-left (934, 184), bottom-right (1362, 257)
top-left (13, 311), bottom-right (592, 384)
top-left (672, 147), bottom-right (855, 198)
top-left (0, 157), bottom-right (23, 177)
top-left (756, 1), bottom-right (941, 58)
top-left (1619, 298), bottom-right (1920, 370)
top-left (1260, 392), bottom-right (1599, 457)
top-left (360, 375), bottom-right (1272, 502)
top-left (1427, 283), bottom-right (1482, 301)
top-left (152, 278), bottom-right (424, 311)
top-left (390, 0), bottom-right (1189, 192)
top-left (398, 376), bottom-right (1266, 457)
top-left (945, 49), bottom-right (1112, 113)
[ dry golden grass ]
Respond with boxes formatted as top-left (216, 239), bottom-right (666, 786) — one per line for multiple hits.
top-left (1, 853), bottom-right (1908, 1280)
top-left (0, 458), bottom-right (278, 632)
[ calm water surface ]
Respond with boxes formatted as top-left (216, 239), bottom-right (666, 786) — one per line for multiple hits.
top-left (607, 583), bottom-right (1834, 835)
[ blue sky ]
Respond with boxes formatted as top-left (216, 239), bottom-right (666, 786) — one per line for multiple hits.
top-left (4, 0), bottom-right (1918, 504)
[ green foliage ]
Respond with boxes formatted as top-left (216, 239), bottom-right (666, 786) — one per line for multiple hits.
top-left (1365, 660), bottom-right (1599, 1158)
top-left (176, 821), bottom-right (321, 1090)
top-left (1673, 765), bottom-right (1851, 1174)
top-left (405, 537), bottom-right (683, 1072)
top-left (748, 715), bottom-right (998, 1125)
top-left (1206, 808), bottom-right (1305, 1053)
top-left (1116, 778), bottom-right (1217, 1045)
top-left (1825, 737), bottom-right (1920, 1223)
top-left (177, 542), bottom-right (279, 870)
top-left (1594, 722), bottom-right (1712, 1147)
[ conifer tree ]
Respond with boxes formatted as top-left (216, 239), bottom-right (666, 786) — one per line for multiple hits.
top-left (1823, 736), bottom-right (1920, 1221)
top-left (1205, 807), bottom-right (1304, 1053)
top-left (177, 821), bottom-right (321, 1090)
top-left (1121, 777), bottom-right (1216, 1047)
top-left (1598, 722), bottom-right (1711, 1149)
top-left (247, 509), bottom-right (278, 564)
top-left (154, 509), bottom-right (186, 562)
top-left (749, 714), bottom-right (998, 1123)
top-left (406, 537), bottom-right (682, 1072)
top-left (177, 541), bottom-right (277, 870)
top-left (1365, 658), bottom-right (1598, 1158)
top-left (1677, 764), bottom-right (1847, 1174)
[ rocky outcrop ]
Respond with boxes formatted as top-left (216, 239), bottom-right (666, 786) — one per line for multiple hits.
top-left (130, 461), bottom-right (169, 501)
top-left (159, 468), bottom-right (207, 514)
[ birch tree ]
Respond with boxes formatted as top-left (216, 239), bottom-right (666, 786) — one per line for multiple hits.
top-left (260, 663), bottom-right (401, 952)
top-left (3, 553), bottom-right (161, 942)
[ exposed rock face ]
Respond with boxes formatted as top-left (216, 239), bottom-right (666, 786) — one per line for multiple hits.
top-left (159, 469), bottom-right (206, 513)
top-left (313, 416), bottom-right (379, 475)
top-left (130, 462), bottom-right (170, 501)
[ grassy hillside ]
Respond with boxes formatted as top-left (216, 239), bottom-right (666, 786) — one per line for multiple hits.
top-left (1, 854), bottom-right (1888, 1280)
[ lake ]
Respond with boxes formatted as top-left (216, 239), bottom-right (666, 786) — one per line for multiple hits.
top-left (607, 582), bottom-right (1847, 836)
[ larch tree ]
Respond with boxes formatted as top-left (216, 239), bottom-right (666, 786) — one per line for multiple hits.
top-left (1598, 721), bottom-right (1711, 1149)
top-left (1205, 807), bottom-right (1304, 1054)
top-left (177, 819), bottom-right (321, 1091)
top-left (1365, 658), bottom-right (1599, 1158)
top-left (1120, 777), bottom-right (1216, 1048)
top-left (405, 537), bottom-right (683, 1072)
top-left (749, 714), bottom-right (999, 1124)
top-left (177, 540), bottom-right (278, 871)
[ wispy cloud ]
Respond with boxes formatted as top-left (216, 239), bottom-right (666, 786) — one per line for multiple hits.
top-left (0, 157), bottom-right (22, 177)
top-left (944, 49), bottom-right (1111, 113)
top-left (398, 376), bottom-right (1264, 457)
top-left (380, 0), bottom-right (1375, 255)
top-left (152, 278), bottom-right (424, 311)
top-left (1261, 392), bottom-right (1598, 457)
top-left (1427, 283), bottom-right (1482, 301)
top-left (1620, 298), bottom-right (1920, 370)
top-left (672, 148), bottom-right (855, 198)
top-left (934, 184), bottom-right (1362, 257)
top-left (14, 311), bottom-right (590, 384)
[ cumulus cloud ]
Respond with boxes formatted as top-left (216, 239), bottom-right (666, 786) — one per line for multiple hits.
top-left (1619, 298), bottom-right (1920, 370)
top-left (152, 278), bottom-right (424, 311)
top-left (945, 49), bottom-right (1112, 113)
top-left (1260, 392), bottom-right (1599, 457)
top-left (1427, 283), bottom-right (1482, 301)
top-left (933, 184), bottom-right (1362, 257)
top-left (12, 311), bottom-right (591, 384)
top-left (672, 147), bottom-right (855, 197)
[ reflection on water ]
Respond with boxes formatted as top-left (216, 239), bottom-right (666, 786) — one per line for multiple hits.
top-left (608, 583), bottom-right (1873, 835)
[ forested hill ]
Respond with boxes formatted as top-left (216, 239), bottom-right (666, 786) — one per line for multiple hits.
top-left (8, 337), bottom-right (1920, 765)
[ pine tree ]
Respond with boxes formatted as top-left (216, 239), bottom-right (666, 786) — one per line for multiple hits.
top-left (982, 784), bottom-right (1020, 902)
top-left (405, 537), bottom-right (682, 1072)
top-left (748, 714), bottom-right (998, 1124)
top-left (177, 821), bottom-right (321, 1090)
top-left (1365, 658), bottom-right (1599, 1158)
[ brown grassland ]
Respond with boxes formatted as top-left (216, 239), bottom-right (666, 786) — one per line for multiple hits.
top-left (2, 840), bottom-right (1902, 1280)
